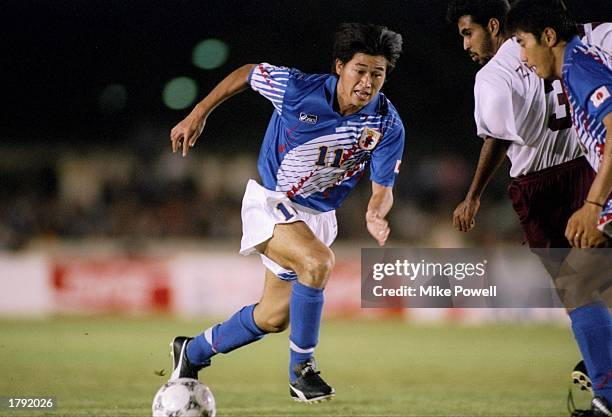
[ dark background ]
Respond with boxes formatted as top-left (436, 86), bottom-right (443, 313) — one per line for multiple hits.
top-left (5, 0), bottom-right (610, 151)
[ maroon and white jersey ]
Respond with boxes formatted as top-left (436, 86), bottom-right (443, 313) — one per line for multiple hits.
top-left (580, 22), bottom-right (612, 53)
top-left (474, 38), bottom-right (582, 178)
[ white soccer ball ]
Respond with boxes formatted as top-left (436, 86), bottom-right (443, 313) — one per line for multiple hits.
top-left (152, 378), bottom-right (216, 417)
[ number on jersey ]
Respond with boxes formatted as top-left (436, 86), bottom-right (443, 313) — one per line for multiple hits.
top-left (315, 146), bottom-right (344, 168)
top-left (544, 79), bottom-right (571, 132)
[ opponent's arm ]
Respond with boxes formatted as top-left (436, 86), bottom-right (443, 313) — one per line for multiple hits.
top-left (366, 182), bottom-right (394, 246)
top-left (453, 137), bottom-right (510, 231)
top-left (566, 112), bottom-right (612, 247)
top-left (170, 64), bottom-right (256, 156)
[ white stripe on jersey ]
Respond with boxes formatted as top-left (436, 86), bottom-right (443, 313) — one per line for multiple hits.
top-left (347, 116), bottom-right (382, 126)
top-left (276, 117), bottom-right (382, 198)
top-left (335, 126), bottom-right (360, 133)
top-left (574, 42), bottom-right (612, 67)
top-left (250, 74), bottom-right (287, 88)
top-left (249, 63), bottom-right (290, 115)
top-left (286, 134), bottom-right (357, 148)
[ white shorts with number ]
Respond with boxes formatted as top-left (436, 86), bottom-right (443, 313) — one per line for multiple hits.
top-left (239, 179), bottom-right (338, 281)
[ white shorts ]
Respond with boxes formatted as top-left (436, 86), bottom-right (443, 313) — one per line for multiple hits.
top-left (239, 179), bottom-right (338, 281)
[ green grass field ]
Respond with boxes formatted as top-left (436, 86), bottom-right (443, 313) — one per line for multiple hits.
top-left (0, 316), bottom-right (591, 417)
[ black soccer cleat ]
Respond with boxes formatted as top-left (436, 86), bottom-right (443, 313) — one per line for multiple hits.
top-left (289, 358), bottom-right (335, 403)
top-left (572, 360), bottom-right (593, 394)
top-left (169, 336), bottom-right (209, 380)
top-left (570, 396), bottom-right (612, 417)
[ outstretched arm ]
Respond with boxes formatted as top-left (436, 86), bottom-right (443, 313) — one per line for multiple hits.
top-left (453, 137), bottom-right (510, 232)
top-left (565, 113), bottom-right (612, 247)
top-left (366, 182), bottom-right (394, 246)
top-left (170, 64), bottom-right (256, 156)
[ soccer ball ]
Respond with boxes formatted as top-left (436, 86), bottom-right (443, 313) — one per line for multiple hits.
top-left (152, 378), bottom-right (216, 417)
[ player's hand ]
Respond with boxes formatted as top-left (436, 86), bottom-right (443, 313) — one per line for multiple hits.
top-left (170, 111), bottom-right (206, 157)
top-left (565, 204), bottom-right (608, 248)
top-left (366, 211), bottom-right (390, 246)
top-left (453, 197), bottom-right (480, 232)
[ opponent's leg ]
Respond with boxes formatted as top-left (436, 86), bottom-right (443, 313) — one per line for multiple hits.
top-left (259, 221), bottom-right (336, 402)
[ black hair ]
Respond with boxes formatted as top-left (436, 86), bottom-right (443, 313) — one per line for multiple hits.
top-left (506, 0), bottom-right (578, 42)
top-left (332, 23), bottom-right (402, 73)
top-left (446, 0), bottom-right (510, 33)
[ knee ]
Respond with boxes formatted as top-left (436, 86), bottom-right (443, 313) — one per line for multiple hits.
top-left (298, 248), bottom-right (335, 288)
top-left (255, 308), bottom-right (289, 333)
top-left (257, 315), bottom-right (289, 333)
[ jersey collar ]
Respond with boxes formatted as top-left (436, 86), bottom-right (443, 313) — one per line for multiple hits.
top-left (562, 36), bottom-right (583, 79)
top-left (563, 36), bottom-right (582, 66)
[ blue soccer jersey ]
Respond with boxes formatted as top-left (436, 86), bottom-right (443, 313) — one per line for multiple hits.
top-left (562, 36), bottom-right (612, 231)
top-left (247, 63), bottom-right (405, 213)
top-left (562, 36), bottom-right (611, 168)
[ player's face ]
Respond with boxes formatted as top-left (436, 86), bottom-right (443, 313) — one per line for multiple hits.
top-left (335, 53), bottom-right (387, 111)
top-left (457, 15), bottom-right (495, 65)
top-left (515, 30), bottom-right (556, 80)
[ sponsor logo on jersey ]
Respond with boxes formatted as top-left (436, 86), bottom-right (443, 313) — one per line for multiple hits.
top-left (299, 112), bottom-right (318, 124)
top-left (358, 127), bottom-right (382, 151)
top-left (590, 86), bottom-right (610, 108)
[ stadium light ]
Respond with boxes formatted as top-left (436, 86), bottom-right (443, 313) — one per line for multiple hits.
top-left (98, 83), bottom-right (127, 113)
top-left (162, 77), bottom-right (198, 110)
top-left (192, 38), bottom-right (230, 70)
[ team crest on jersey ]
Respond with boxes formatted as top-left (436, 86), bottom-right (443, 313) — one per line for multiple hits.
top-left (590, 86), bottom-right (610, 108)
top-left (299, 112), bottom-right (318, 124)
top-left (358, 127), bottom-right (382, 151)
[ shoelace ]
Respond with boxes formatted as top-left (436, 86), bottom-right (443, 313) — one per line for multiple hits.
top-left (300, 365), bottom-right (320, 377)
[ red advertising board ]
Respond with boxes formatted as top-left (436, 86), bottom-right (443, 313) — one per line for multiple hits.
top-left (51, 257), bottom-right (172, 314)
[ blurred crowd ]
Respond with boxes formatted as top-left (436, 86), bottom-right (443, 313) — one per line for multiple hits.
top-left (0, 139), bottom-right (522, 251)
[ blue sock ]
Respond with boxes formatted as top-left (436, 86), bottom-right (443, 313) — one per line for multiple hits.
top-left (187, 304), bottom-right (266, 366)
top-left (569, 302), bottom-right (612, 403)
top-left (289, 281), bottom-right (324, 382)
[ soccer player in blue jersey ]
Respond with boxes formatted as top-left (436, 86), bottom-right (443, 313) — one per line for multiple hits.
top-left (168, 23), bottom-right (404, 403)
top-left (507, 2), bottom-right (611, 416)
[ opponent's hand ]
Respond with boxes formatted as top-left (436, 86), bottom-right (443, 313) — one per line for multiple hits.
top-left (170, 111), bottom-right (206, 157)
top-left (453, 198), bottom-right (480, 232)
top-left (565, 204), bottom-right (608, 248)
top-left (366, 211), bottom-right (390, 246)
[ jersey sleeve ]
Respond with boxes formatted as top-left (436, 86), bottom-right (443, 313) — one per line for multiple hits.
top-left (569, 61), bottom-right (612, 123)
top-left (587, 84), bottom-right (612, 124)
top-left (369, 115), bottom-right (405, 187)
top-left (247, 63), bottom-right (292, 115)
top-left (474, 75), bottom-right (524, 144)
top-left (570, 55), bottom-right (612, 125)
top-left (581, 23), bottom-right (612, 54)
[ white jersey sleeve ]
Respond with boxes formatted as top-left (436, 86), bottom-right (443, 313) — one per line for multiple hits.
top-left (474, 75), bottom-right (523, 144)
top-left (581, 22), bottom-right (612, 53)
